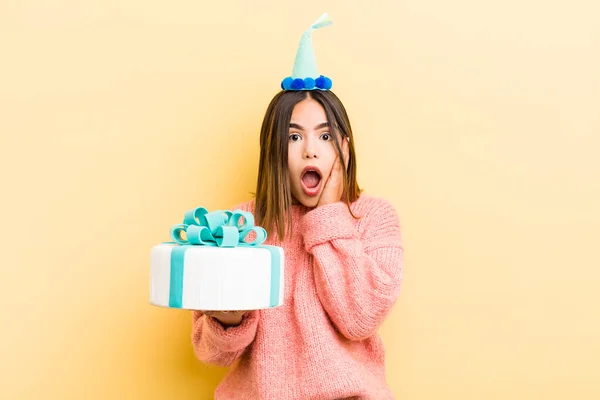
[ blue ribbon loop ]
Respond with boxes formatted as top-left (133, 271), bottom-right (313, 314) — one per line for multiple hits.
top-left (170, 207), bottom-right (267, 248)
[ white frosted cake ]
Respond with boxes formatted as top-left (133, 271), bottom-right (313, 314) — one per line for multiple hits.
top-left (149, 206), bottom-right (284, 311)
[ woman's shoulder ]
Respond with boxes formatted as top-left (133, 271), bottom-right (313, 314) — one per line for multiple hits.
top-left (352, 193), bottom-right (399, 218)
top-left (352, 194), bottom-right (403, 240)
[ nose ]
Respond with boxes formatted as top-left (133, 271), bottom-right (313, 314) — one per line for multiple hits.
top-left (303, 149), bottom-right (318, 159)
top-left (303, 141), bottom-right (318, 159)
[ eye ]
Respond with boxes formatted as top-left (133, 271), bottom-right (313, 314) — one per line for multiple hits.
top-left (320, 133), bottom-right (331, 141)
top-left (289, 133), bottom-right (301, 142)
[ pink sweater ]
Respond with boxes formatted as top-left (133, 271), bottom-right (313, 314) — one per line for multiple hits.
top-left (191, 195), bottom-right (404, 399)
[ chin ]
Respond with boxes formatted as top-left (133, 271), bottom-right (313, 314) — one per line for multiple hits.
top-left (299, 198), bottom-right (318, 208)
top-left (292, 192), bottom-right (319, 208)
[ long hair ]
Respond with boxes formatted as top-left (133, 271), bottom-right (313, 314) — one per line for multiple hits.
top-left (254, 90), bottom-right (361, 241)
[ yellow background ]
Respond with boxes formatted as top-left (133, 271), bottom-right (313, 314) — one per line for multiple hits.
top-left (1, 1), bottom-right (599, 399)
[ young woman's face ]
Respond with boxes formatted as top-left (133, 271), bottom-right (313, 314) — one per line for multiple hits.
top-left (287, 97), bottom-right (340, 208)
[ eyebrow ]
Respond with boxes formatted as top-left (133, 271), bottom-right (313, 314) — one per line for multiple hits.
top-left (289, 122), bottom-right (329, 131)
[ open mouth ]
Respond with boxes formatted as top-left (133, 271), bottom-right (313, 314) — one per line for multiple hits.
top-left (301, 167), bottom-right (322, 197)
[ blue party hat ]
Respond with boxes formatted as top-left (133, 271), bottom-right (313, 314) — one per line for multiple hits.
top-left (281, 13), bottom-right (333, 91)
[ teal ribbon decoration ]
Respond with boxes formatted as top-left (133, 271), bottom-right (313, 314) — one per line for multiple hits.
top-left (170, 207), bottom-right (267, 248)
top-left (166, 207), bottom-right (280, 309)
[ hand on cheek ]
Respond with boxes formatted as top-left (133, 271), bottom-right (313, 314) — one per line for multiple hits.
top-left (317, 137), bottom-right (349, 207)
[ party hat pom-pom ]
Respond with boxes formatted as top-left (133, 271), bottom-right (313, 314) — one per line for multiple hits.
top-left (291, 78), bottom-right (305, 90)
top-left (303, 77), bottom-right (316, 89)
top-left (315, 75), bottom-right (326, 89)
top-left (281, 77), bottom-right (293, 90)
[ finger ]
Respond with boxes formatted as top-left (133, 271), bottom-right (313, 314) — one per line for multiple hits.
top-left (316, 154), bottom-right (337, 206)
top-left (322, 156), bottom-right (344, 207)
top-left (332, 151), bottom-right (343, 175)
top-left (329, 152), bottom-right (340, 178)
top-left (343, 137), bottom-right (350, 169)
top-left (199, 310), bottom-right (227, 316)
top-left (207, 310), bottom-right (245, 316)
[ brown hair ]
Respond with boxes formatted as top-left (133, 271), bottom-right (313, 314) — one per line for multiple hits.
top-left (254, 90), bottom-right (361, 241)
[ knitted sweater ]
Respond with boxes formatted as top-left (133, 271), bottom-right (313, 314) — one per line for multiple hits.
top-left (191, 195), bottom-right (404, 399)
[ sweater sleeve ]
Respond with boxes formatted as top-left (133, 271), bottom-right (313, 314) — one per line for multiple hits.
top-left (301, 199), bottom-right (403, 341)
top-left (190, 310), bottom-right (259, 367)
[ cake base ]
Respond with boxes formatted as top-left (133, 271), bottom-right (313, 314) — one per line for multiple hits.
top-left (149, 243), bottom-right (284, 311)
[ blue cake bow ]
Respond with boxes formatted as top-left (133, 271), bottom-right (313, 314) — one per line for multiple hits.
top-left (169, 207), bottom-right (267, 247)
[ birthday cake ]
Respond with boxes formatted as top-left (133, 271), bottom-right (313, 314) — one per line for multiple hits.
top-left (149, 206), bottom-right (284, 311)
